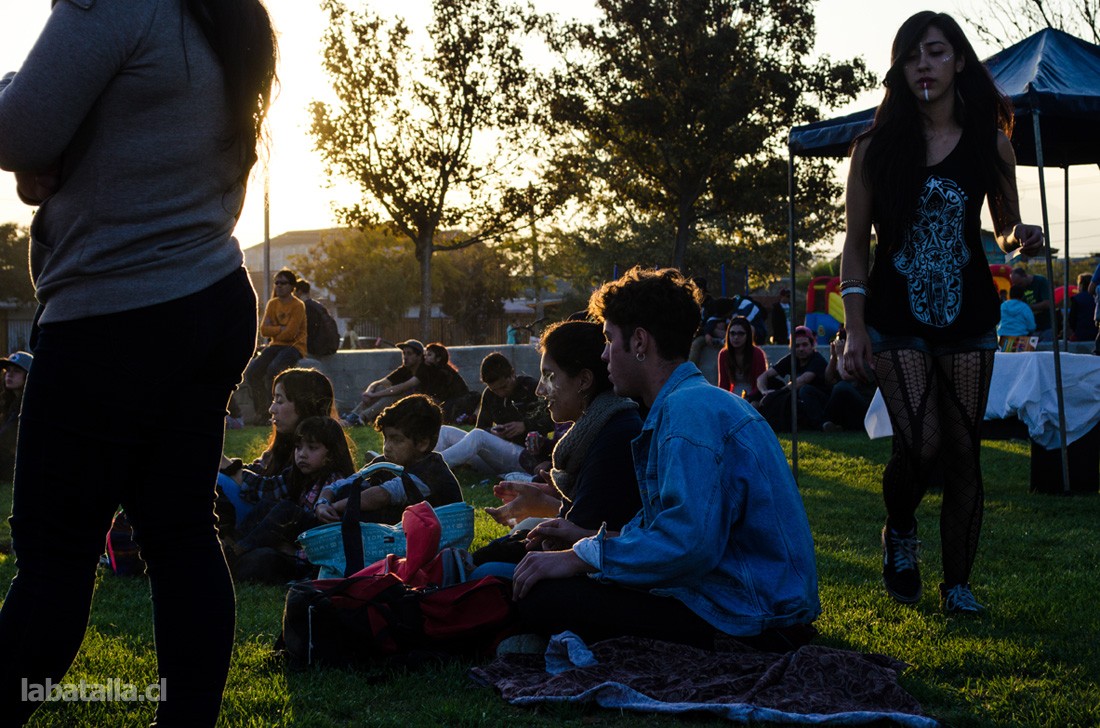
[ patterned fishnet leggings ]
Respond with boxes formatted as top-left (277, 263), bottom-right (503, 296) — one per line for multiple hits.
top-left (873, 348), bottom-right (995, 587)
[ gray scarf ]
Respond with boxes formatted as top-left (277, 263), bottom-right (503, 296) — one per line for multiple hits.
top-left (550, 390), bottom-right (638, 500)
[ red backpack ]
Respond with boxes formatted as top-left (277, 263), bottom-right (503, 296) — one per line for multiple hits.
top-left (279, 502), bottom-right (515, 668)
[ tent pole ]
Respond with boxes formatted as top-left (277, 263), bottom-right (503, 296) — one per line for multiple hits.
top-left (1062, 166), bottom-right (1070, 352)
top-left (787, 148), bottom-right (799, 482)
top-left (1031, 111), bottom-right (1072, 495)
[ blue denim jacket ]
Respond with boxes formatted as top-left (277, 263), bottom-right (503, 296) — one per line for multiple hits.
top-left (584, 363), bottom-right (820, 636)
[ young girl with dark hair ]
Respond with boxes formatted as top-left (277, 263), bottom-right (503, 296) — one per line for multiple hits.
top-left (839, 11), bottom-right (1044, 615)
top-left (717, 316), bottom-right (768, 402)
top-left (219, 367), bottom-right (347, 527)
top-left (226, 417), bottom-right (354, 584)
top-left (258, 367), bottom-right (343, 474)
top-left (0, 0), bottom-right (277, 723)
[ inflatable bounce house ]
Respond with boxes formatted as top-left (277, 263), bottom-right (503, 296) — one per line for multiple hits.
top-left (989, 263), bottom-right (1012, 299)
top-left (805, 276), bottom-right (843, 342)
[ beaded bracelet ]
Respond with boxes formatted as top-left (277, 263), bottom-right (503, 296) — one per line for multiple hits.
top-left (840, 286), bottom-right (868, 298)
top-left (839, 278), bottom-right (869, 291)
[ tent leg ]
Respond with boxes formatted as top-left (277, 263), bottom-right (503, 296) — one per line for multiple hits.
top-left (1031, 112), bottom-right (1071, 495)
top-left (1062, 166), bottom-right (1070, 352)
top-left (787, 149), bottom-right (799, 482)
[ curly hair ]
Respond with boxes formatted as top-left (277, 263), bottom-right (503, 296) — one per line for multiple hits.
top-left (587, 267), bottom-right (702, 361)
top-left (375, 394), bottom-right (443, 448)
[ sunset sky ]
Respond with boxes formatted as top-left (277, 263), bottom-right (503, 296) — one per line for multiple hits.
top-left (2, 1), bottom-right (1096, 258)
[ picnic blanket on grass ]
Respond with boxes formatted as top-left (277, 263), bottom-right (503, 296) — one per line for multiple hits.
top-left (470, 632), bottom-right (938, 727)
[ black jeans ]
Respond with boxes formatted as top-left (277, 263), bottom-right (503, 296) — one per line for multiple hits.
top-left (0, 268), bottom-right (255, 727)
top-left (517, 576), bottom-right (816, 653)
top-left (823, 381), bottom-right (872, 431)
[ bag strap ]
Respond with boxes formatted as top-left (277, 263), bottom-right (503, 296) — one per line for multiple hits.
top-left (340, 474), bottom-right (367, 577)
top-left (400, 472), bottom-right (425, 507)
top-left (339, 462), bottom-right (407, 577)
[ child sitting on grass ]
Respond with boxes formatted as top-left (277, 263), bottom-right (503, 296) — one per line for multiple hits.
top-left (225, 416), bottom-right (354, 583)
top-left (315, 394), bottom-right (463, 525)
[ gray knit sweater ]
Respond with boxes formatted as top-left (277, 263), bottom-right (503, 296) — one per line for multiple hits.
top-left (0, 0), bottom-right (248, 323)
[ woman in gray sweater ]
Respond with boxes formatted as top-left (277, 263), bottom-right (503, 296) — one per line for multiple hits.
top-left (0, 1), bottom-right (277, 725)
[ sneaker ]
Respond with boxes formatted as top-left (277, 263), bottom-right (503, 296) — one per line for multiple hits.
top-left (882, 526), bottom-right (922, 603)
top-left (940, 583), bottom-right (985, 615)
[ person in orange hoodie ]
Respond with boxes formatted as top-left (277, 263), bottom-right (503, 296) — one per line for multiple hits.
top-left (245, 269), bottom-right (307, 422)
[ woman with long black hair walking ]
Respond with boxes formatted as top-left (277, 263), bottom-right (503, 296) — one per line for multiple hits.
top-left (0, 0), bottom-right (277, 723)
top-left (839, 11), bottom-right (1044, 615)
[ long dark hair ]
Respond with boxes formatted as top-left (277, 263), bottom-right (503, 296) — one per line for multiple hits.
top-left (263, 368), bottom-right (339, 475)
top-left (722, 316), bottom-right (755, 382)
top-left (425, 343), bottom-right (459, 373)
top-left (538, 321), bottom-right (613, 406)
top-left (855, 11), bottom-right (1013, 254)
top-left (285, 417), bottom-right (354, 501)
top-left (184, 0), bottom-right (278, 179)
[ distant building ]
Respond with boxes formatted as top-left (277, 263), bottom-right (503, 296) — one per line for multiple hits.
top-left (242, 228), bottom-right (348, 302)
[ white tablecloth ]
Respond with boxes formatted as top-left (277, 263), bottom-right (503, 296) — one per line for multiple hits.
top-left (864, 352), bottom-right (1100, 449)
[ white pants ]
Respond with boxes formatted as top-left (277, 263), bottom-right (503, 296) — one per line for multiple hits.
top-left (436, 425), bottom-right (524, 477)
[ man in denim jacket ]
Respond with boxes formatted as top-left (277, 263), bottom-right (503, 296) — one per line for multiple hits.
top-left (514, 267), bottom-right (820, 650)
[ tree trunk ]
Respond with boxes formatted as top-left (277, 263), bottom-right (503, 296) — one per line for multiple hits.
top-left (417, 232), bottom-right (434, 341)
top-left (672, 201), bottom-right (692, 270)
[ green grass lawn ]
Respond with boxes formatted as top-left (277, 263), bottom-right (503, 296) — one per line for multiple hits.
top-left (1, 429), bottom-right (1098, 726)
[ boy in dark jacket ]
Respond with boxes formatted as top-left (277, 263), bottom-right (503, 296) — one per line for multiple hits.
top-left (316, 395), bottom-right (462, 524)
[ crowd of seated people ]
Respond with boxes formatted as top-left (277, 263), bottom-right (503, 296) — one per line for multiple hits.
top-left (219, 369), bottom-right (463, 584)
top-left (214, 270), bottom-right (893, 654)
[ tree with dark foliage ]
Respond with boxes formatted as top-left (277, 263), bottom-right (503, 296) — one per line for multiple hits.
top-left (539, 0), bottom-right (874, 270)
top-left (310, 0), bottom-right (543, 340)
top-left (0, 224), bottom-right (34, 305)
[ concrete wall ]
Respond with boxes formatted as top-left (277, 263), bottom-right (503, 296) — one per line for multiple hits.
top-left (299, 345), bottom-right (545, 412)
top-left (280, 340), bottom-right (1096, 414)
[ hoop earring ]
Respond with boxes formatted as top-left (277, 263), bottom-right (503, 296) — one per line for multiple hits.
top-left (635, 352), bottom-right (645, 362)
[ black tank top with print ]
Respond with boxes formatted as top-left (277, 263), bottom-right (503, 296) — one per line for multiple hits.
top-left (866, 133), bottom-right (1001, 341)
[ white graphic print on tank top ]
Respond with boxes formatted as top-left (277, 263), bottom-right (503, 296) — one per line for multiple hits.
top-left (892, 176), bottom-right (969, 328)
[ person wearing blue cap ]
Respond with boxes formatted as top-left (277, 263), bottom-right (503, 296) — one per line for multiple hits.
top-left (0, 351), bottom-right (32, 480)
